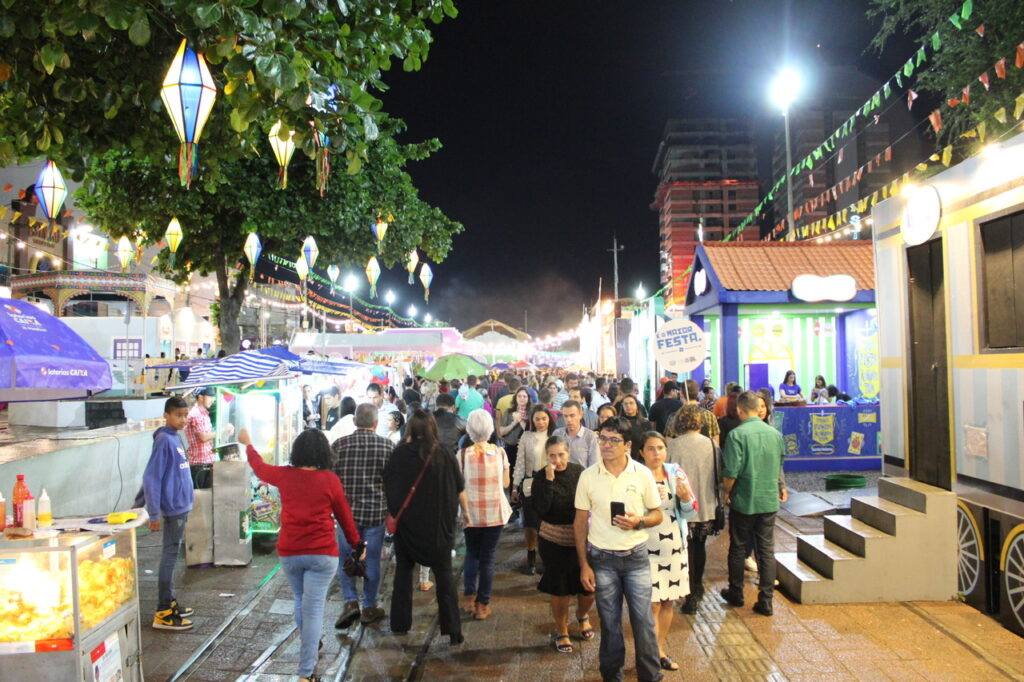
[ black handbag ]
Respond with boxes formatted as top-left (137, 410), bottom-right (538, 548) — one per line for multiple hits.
top-left (343, 541), bottom-right (368, 578)
top-left (711, 442), bottom-right (727, 533)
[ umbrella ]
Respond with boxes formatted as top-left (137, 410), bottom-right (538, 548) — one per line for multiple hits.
top-left (422, 353), bottom-right (489, 381)
top-left (0, 298), bottom-right (111, 401)
top-left (490, 362), bottom-right (511, 370)
top-left (537, 363), bottom-right (551, 369)
top-left (508, 360), bottom-right (535, 370)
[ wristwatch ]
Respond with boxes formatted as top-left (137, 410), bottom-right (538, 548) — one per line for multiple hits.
top-left (635, 517), bottom-right (645, 530)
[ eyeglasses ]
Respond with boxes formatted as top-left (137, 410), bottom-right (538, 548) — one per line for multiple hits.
top-left (597, 435), bottom-right (625, 445)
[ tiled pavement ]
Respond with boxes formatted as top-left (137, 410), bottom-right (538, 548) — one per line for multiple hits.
top-left (138, 520), bottom-right (1024, 681)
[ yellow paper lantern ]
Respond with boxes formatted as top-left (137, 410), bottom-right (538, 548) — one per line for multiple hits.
top-left (116, 237), bottom-right (134, 271)
top-left (164, 218), bottom-right (183, 265)
top-left (269, 120), bottom-right (296, 189)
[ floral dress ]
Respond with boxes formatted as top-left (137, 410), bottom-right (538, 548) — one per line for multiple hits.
top-left (645, 463), bottom-right (693, 602)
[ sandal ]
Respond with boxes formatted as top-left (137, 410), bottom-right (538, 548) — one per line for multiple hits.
top-left (660, 656), bottom-right (679, 671)
top-left (553, 634), bottom-right (573, 653)
top-left (419, 581), bottom-right (434, 591)
top-left (577, 615), bottom-right (595, 641)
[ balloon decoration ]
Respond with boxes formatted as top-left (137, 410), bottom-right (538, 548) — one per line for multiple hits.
top-left (34, 161), bottom-right (67, 236)
top-left (269, 120), bottom-right (297, 190)
top-left (243, 233), bottom-right (262, 281)
top-left (372, 214), bottom-right (391, 254)
top-left (302, 235), bottom-right (319, 270)
top-left (311, 124), bottom-right (330, 196)
top-left (419, 262), bottom-right (433, 302)
top-left (116, 237), bottom-right (134, 272)
top-left (406, 248), bottom-right (419, 285)
top-left (365, 256), bottom-right (381, 298)
top-left (327, 264), bottom-right (340, 284)
top-left (164, 218), bottom-right (183, 266)
top-left (160, 40), bottom-right (217, 188)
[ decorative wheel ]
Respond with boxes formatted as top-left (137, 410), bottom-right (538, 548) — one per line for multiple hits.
top-left (957, 504), bottom-right (981, 596)
top-left (1004, 531), bottom-right (1024, 632)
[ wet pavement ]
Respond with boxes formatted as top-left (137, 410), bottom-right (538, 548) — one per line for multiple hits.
top-left (136, 514), bottom-right (1024, 681)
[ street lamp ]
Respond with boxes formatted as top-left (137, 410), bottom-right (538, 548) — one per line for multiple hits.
top-left (636, 283), bottom-right (645, 300)
top-left (384, 290), bottom-right (396, 306)
top-left (424, 313), bottom-right (433, 324)
top-left (770, 67), bottom-right (802, 239)
top-left (343, 274), bottom-right (359, 331)
top-left (407, 304), bottom-right (418, 319)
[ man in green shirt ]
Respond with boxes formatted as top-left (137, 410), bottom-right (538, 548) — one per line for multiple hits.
top-left (720, 391), bottom-right (787, 616)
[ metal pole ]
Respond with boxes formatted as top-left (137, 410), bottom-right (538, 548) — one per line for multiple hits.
top-left (784, 109), bottom-right (795, 239)
top-left (608, 237), bottom-right (623, 300)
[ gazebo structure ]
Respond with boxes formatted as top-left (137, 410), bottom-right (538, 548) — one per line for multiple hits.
top-left (461, 319), bottom-right (532, 362)
top-left (11, 270), bottom-right (178, 317)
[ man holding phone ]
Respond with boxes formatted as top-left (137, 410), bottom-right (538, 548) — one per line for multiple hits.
top-left (574, 417), bottom-right (664, 682)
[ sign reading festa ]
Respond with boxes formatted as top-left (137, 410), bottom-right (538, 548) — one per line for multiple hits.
top-left (654, 318), bottom-right (707, 373)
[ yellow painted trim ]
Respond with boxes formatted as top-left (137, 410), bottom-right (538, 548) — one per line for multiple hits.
top-left (999, 523), bottom-right (1024, 571)
top-left (957, 499), bottom-right (984, 561)
top-left (876, 183), bottom-right (1024, 248)
top-left (968, 223), bottom-right (980, 354)
top-left (953, 354), bottom-right (1024, 369)
top-left (880, 357), bottom-right (902, 369)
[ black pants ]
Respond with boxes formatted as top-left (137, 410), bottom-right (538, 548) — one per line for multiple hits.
top-left (190, 464), bottom-right (213, 489)
top-left (687, 529), bottom-right (708, 598)
top-left (390, 539), bottom-right (460, 640)
top-left (727, 509), bottom-right (776, 601)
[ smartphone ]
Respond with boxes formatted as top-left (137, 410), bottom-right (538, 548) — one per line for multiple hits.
top-left (610, 501), bottom-right (626, 524)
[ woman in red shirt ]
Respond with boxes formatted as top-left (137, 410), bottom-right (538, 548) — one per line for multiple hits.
top-left (239, 428), bottom-right (363, 682)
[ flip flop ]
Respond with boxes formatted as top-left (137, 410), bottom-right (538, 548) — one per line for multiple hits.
top-left (660, 656), bottom-right (679, 671)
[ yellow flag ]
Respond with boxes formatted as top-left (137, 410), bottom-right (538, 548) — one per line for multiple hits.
top-left (942, 145), bottom-right (953, 167)
top-left (916, 162), bottom-right (929, 171)
top-left (978, 121), bottom-right (986, 142)
top-left (827, 216), bottom-right (836, 230)
top-left (1015, 93), bottom-right (1024, 120)
top-left (993, 107), bottom-right (1007, 124)
top-left (961, 128), bottom-right (977, 138)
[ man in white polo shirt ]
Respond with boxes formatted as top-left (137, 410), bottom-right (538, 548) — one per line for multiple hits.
top-left (574, 417), bottom-right (664, 682)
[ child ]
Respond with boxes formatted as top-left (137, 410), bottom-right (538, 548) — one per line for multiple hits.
top-left (144, 396), bottom-right (196, 631)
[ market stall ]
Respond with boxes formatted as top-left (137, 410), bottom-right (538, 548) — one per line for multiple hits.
top-left (773, 402), bottom-right (881, 471)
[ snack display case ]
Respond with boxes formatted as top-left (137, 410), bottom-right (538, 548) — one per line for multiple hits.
top-left (0, 531), bottom-right (142, 680)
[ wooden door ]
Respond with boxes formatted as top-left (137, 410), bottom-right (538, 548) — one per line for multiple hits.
top-left (906, 239), bottom-right (952, 489)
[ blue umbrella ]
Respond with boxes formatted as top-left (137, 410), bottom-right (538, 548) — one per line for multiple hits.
top-left (490, 362), bottom-right (511, 370)
top-left (0, 298), bottom-right (111, 401)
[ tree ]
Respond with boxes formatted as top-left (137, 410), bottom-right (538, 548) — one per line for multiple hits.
top-left (868, 0), bottom-right (1024, 146)
top-left (74, 128), bottom-right (463, 352)
top-left (0, 0), bottom-right (458, 186)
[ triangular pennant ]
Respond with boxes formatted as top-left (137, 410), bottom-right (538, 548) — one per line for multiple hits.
top-left (1015, 93), bottom-right (1024, 120)
top-left (948, 98), bottom-right (961, 108)
top-left (904, 59), bottom-right (914, 78)
top-left (12, 211), bottom-right (21, 223)
top-left (962, 85), bottom-right (971, 103)
top-left (942, 145), bottom-right (953, 167)
top-left (874, 114), bottom-right (881, 125)
top-left (872, 91), bottom-right (881, 109)
top-left (932, 31), bottom-right (942, 51)
top-left (883, 82), bottom-right (892, 99)
top-left (838, 147), bottom-right (845, 163)
top-left (961, 128), bottom-right (978, 139)
top-left (979, 72), bottom-right (989, 90)
top-left (809, 174), bottom-right (815, 188)
top-left (1017, 42), bottom-right (1024, 69)
top-left (916, 162), bottom-right (929, 171)
top-left (994, 107), bottom-right (1007, 124)
top-left (855, 168), bottom-right (864, 182)
top-left (978, 120), bottom-right (986, 142)
top-left (895, 72), bottom-right (903, 88)
top-left (827, 216), bottom-right (835, 230)
top-left (868, 159), bottom-right (873, 173)
top-left (882, 185), bottom-right (889, 199)
top-left (995, 57), bottom-right (1007, 80)
top-left (916, 46), bottom-right (927, 66)
top-left (961, 0), bottom-right (973, 20)
top-left (907, 89), bottom-right (918, 110)
top-left (885, 146), bottom-right (892, 162)
top-left (975, 24), bottom-right (985, 37)
top-left (949, 13), bottom-right (962, 30)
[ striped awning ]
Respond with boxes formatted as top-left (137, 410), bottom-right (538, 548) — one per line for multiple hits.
top-left (166, 350), bottom-right (294, 391)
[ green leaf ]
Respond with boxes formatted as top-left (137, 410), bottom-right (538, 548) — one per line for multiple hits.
top-left (442, 0), bottom-right (458, 19)
top-left (40, 42), bottom-right (64, 74)
top-left (336, 0), bottom-right (348, 15)
top-left (229, 109), bottom-right (250, 132)
top-left (0, 15), bottom-right (14, 38)
top-left (225, 53), bottom-right (251, 79)
top-left (128, 15), bottom-right (150, 46)
top-left (346, 152), bottom-right (361, 174)
top-left (195, 4), bottom-right (224, 28)
top-left (362, 114), bottom-right (378, 141)
top-left (105, 0), bottom-right (132, 30)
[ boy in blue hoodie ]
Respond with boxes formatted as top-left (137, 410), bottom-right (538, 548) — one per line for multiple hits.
top-left (144, 396), bottom-right (196, 630)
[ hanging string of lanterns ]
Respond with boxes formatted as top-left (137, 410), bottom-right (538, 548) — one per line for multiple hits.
top-left (243, 233), bottom-right (262, 282)
top-left (406, 249), bottom-right (419, 285)
top-left (365, 256), bottom-right (381, 298)
top-left (160, 40), bottom-right (217, 189)
top-left (164, 218), bottom-right (183, 266)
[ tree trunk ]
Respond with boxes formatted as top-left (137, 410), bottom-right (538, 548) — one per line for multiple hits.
top-left (215, 253), bottom-right (247, 355)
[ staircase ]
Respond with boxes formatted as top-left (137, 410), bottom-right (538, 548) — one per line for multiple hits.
top-left (777, 477), bottom-right (958, 603)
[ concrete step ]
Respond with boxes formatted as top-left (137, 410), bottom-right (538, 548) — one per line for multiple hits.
top-left (851, 495), bottom-right (925, 535)
top-left (878, 477), bottom-right (955, 513)
top-left (797, 534), bottom-right (863, 580)
top-left (824, 514), bottom-right (892, 557)
top-left (776, 551), bottom-right (829, 604)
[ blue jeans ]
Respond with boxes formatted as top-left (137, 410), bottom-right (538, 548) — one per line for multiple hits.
top-left (463, 526), bottom-right (503, 605)
top-left (336, 524), bottom-right (385, 608)
top-left (589, 545), bottom-right (663, 682)
top-left (157, 513), bottom-right (188, 610)
top-left (280, 554), bottom-right (336, 678)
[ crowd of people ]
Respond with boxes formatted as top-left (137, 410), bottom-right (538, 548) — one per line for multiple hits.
top-left (144, 368), bottom-right (790, 682)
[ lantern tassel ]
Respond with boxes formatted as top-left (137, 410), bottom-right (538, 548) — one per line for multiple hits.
top-left (370, 283), bottom-right (377, 298)
top-left (424, 288), bottom-right (429, 302)
top-left (313, 131), bottom-right (330, 197)
top-left (179, 143), bottom-right (199, 188)
top-left (408, 272), bottom-right (414, 285)
top-left (277, 166), bottom-right (288, 190)
top-left (248, 264), bottom-right (255, 283)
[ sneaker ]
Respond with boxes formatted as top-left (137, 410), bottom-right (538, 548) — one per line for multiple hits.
top-left (744, 556), bottom-right (758, 572)
top-left (720, 588), bottom-right (744, 608)
top-left (335, 600), bottom-right (360, 629)
top-left (153, 607), bottom-right (193, 630)
top-left (680, 594), bottom-right (700, 615)
top-left (169, 600), bottom-right (193, 617)
top-left (360, 606), bottom-right (386, 625)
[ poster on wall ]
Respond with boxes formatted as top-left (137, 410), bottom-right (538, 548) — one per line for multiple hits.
top-left (654, 318), bottom-right (706, 374)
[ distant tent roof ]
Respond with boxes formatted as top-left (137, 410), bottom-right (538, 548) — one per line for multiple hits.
top-left (461, 319), bottom-right (531, 342)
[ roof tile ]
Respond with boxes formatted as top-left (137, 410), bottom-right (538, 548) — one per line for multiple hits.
top-left (702, 242), bottom-right (874, 291)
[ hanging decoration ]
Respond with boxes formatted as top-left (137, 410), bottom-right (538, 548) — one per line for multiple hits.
top-left (268, 120), bottom-right (297, 190)
top-left (311, 124), bottom-right (330, 196)
top-left (243, 233), bottom-right (262, 282)
top-left (164, 218), bottom-right (183, 266)
top-left (34, 161), bottom-right (67, 237)
top-left (372, 213), bottom-right (391, 253)
top-left (406, 249), bottom-right (419, 285)
top-left (116, 237), bottom-right (134, 272)
top-left (302, 235), bottom-right (319, 270)
top-left (327, 264), bottom-right (340, 284)
top-left (295, 256), bottom-right (309, 282)
top-left (160, 40), bottom-right (218, 189)
top-left (419, 262), bottom-right (433, 302)
top-left (365, 256), bottom-right (381, 298)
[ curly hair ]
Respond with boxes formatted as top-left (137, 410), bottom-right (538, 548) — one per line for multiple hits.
top-left (672, 404), bottom-right (704, 435)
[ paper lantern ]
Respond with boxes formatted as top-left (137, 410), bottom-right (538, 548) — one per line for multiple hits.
top-left (164, 218), bottom-right (183, 266)
top-left (295, 257), bottom-right (309, 282)
top-left (269, 120), bottom-right (296, 189)
top-left (34, 161), bottom-right (67, 224)
top-left (243, 233), bottom-right (262, 281)
top-left (160, 40), bottom-right (217, 188)
top-left (327, 264), bottom-right (340, 283)
top-left (365, 256), bottom-right (381, 298)
top-left (406, 249), bottom-right (419, 285)
top-left (419, 263), bottom-right (433, 302)
top-left (302, 235), bottom-right (319, 270)
top-left (116, 236), bottom-right (134, 271)
top-left (372, 214), bottom-right (390, 253)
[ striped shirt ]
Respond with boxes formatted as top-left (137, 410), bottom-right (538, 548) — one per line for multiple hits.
top-left (459, 443), bottom-right (511, 527)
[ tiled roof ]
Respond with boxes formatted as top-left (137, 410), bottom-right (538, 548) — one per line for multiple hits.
top-left (702, 241), bottom-right (874, 292)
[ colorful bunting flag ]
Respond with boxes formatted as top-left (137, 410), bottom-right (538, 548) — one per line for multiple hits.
top-left (1017, 42), bottom-right (1024, 69)
top-left (975, 24), bottom-right (985, 38)
top-left (961, 0), bottom-right (973, 20)
top-left (1015, 93), bottom-right (1024, 120)
top-left (932, 31), bottom-right (942, 51)
top-left (995, 57), bottom-right (1007, 79)
top-left (978, 71), bottom-right (990, 90)
top-left (962, 85), bottom-right (971, 104)
top-left (942, 145), bottom-right (953, 167)
top-left (993, 107), bottom-right (1007, 124)
top-left (978, 121), bottom-right (986, 143)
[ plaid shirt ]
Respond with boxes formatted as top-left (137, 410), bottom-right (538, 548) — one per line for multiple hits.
top-left (185, 403), bottom-right (214, 465)
top-left (459, 443), bottom-right (511, 527)
top-left (699, 406), bottom-right (721, 443)
top-left (331, 428), bottom-right (394, 527)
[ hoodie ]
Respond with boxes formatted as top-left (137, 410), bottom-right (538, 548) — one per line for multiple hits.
top-left (143, 426), bottom-right (194, 519)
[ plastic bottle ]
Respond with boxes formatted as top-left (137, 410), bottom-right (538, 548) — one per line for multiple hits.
top-left (0, 492), bottom-right (6, 531)
top-left (22, 494), bottom-right (36, 531)
top-left (12, 474), bottom-right (29, 527)
top-left (37, 489), bottom-right (52, 527)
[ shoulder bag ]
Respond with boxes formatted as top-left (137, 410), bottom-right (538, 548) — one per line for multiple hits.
top-left (711, 440), bottom-right (726, 533)
top-left (385, 445), bottom-right (435, 534)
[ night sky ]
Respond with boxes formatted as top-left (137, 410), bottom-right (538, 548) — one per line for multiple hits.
top-left (376, 0), bottom-right (908, 335)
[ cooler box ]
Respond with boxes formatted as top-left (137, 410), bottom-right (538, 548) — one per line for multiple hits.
top-left (184, 489), bottom-right (214, 566)
top-left (212, 461), bottom-right (253, 566)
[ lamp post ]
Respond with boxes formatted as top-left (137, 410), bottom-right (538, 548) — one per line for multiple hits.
top-left (343, 274), bottom-right (358, 332)
top-left (770, 68), bottom-right (801, 240)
